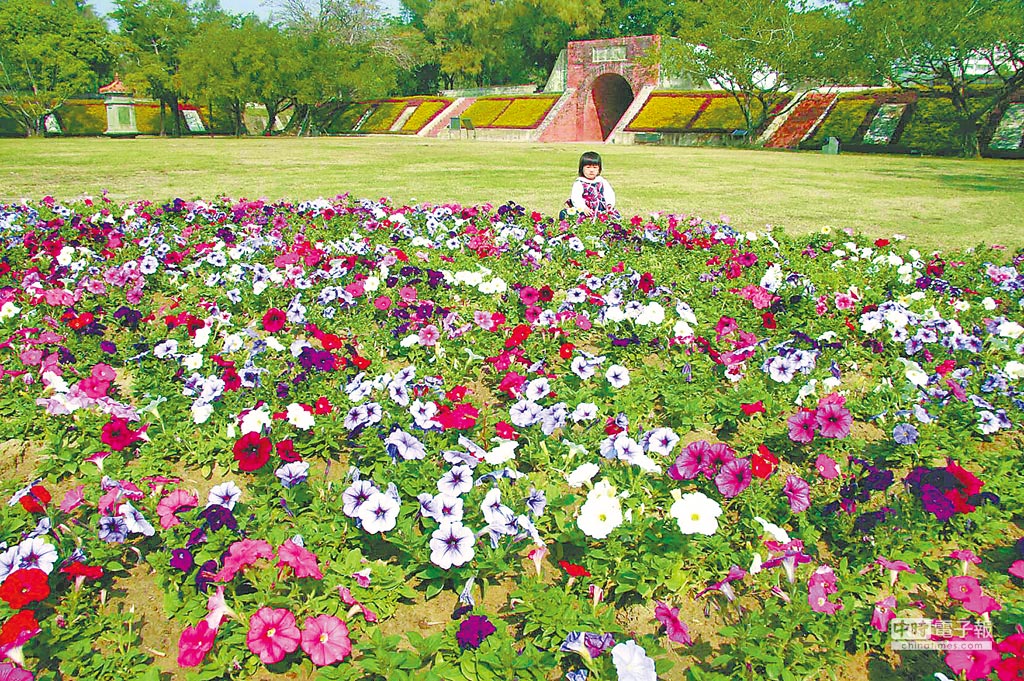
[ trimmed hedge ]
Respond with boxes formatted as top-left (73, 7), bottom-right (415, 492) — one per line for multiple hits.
top-left (626, 93), bottom-right (707, 132)
top-left (690, 96), bottom-right (747, 131)
top-left (490, 96), bottom-right (558, 129)
top-left (459, 99), bottom-right (513, 127)
top-left (55, 99), bottom-right (107, 135)
top-left (327, 103), bottom-right (372, 134)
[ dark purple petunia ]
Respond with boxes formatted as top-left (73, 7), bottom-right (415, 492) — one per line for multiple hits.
top-left (194, 559), bottom-right (218, 593)
top-left (199, 505), bottom-right (238, 532)
top-left (171, 548), bottom-right (194, 572)
top-left (456, 615), bottom-right (496, 650)
top-left (919, 485), bottom-right (956, 521)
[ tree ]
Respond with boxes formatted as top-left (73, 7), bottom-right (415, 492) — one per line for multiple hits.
top-left (418, 0), bottom-right (599, 89)
top-left (272, 0), bottom-right (427, 133)
top-left (112, 0), bottom-right (195, 136)
top-left (663, 0), bottom-right (853, 138)
top-left (0, 0), bottom-right (119, 136)
top-left (850, 0), bottom-right (1024, 157)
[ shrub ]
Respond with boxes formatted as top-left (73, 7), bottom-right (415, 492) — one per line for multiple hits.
top-left (401, 100), bottom-right (451, 133)
top-left (135, 102), bottom-right (164, 135)
top-left (898, 95), bottom-right (961, 154)
top-left (690, 96), bottom-right (748, 131)
top-left (626, 93), bottom-right (707, 131)
top-left (806, 97), bottom-right (875, 146)
top-left (491, 96), bottom-right (559, 128)
top-left (460, 98), bottom-right (513, 127)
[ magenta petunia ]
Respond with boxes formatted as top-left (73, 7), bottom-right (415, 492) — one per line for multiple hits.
top-left (653, 601), bottom-right (692, 646)
top-left (714, 457), bottom-right (751, 498)
top-left (246, 607), bottom-right (301, 665)
top-left (948, 575), bottom-right (983, 603)
top-left (300, 614), bottom-right (351, 666)
top-left (815, 402), bottom-right (852, 439)
top-left (787, 410), bottom-right (817, 444)
top-left (783, 475), bottom-right (811, 513)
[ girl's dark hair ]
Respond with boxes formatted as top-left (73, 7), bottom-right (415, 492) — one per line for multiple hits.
top-left (578, 151), bottom-right (602, 176)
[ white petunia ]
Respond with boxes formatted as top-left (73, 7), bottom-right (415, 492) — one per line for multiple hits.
top-left (670, 491), bottom-right (722, 536)
top-left (286, 403), bottom-right (315, 430)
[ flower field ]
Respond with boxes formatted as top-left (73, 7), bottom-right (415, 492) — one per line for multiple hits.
top-left (0, 195), bottom-right (1022, 681)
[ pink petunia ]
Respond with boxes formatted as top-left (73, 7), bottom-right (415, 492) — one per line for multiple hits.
top-left (815, 453), bottom-right (840, 479)
top-left (216, 539), bottom-right (275, 582)
top-left (669, 440), bottom-right (711, 480)
top-left (59, 485), bottom-right (86, 513)
top-left (247, 607), bottom-right (301, 665)
top-left (783, 475), bottom-right (811, 513)
top-left (277, 539), bottom-right (323, 580)
top-left (948, 575), bottom-right (983, 603)
top-left (870, 596), bottom-right (896, 632)
top-left (156, 489), bottom-right (199, 529)
top-left (815, 402), bottom-right (852, 439)
top-left (787, 410), bottom-right (817, 444)
top-left (178, 620), bottom-right (217, 668)
top-left (945, 641), bottom-right (1001, 680)
top-left (300, 615), bottom-right (352, 666)
top-left (653, 601), bottom-right (693, 646)
top-left (1010, 560), bottom-right (1024, 579)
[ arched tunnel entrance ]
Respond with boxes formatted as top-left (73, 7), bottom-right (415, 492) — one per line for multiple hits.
top-left (591, 74), bottom-right (634, 140)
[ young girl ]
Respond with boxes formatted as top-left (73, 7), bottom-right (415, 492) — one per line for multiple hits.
top-left (565, 150), bottom-right (616, 218)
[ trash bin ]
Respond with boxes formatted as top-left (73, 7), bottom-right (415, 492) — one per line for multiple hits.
top-left (822, 136), bottom-right (840, 155)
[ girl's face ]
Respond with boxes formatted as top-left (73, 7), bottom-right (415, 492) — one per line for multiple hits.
top-left (581, 163), bottom-right (601, 180)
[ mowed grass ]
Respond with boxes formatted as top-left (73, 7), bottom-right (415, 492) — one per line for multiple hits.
top-left (1, 135), bottom-right (1021, 250)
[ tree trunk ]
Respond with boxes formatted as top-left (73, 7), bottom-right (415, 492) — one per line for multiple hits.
top-left (263, 102), bottom-right (278, 136)
top-left (159, 100), bottom-right (167, 136)
top-left (169, 95), bottom-right (182, 137)
top-left (949, 85), bottom-right (981, 158)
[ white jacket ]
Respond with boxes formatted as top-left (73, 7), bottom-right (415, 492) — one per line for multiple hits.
top-left (569, 176), bottom-right (616, 212)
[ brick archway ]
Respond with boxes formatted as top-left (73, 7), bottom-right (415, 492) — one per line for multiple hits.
top-left (539, 36), bottom-right (661, 143)
top-left (592, 74), bottom-right (634, 140)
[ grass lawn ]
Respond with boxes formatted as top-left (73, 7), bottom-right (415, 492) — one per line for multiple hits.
top-left (1, 135), bottom-right (1021, 251)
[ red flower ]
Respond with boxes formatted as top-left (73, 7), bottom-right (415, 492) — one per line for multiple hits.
top-left (874, 238), bottom-right (890, 248)
top-left (276, 439), bottom-right (300, 462)
top-left (60, 562), bottom-right (104, 581)
top-left (505, 324), bottom-right (532, 348)
top-left (495, 421), bottom-right (518, 440)
top-left (352, 355), bottom-right (371, 370)
top-left (262, 308), bottom-right (287, 332)
top-left (559, 343), bottom-right (575, 360)
top-left (222, 367), bottom-right (241, 392)
top-left (559, 561), bottom-right (590, 578)
top-left (935, 360), bottom-right (957, 375)
top-left (321, 333), bottom-right (343, 350)
top-left (0, 610), bottom-right (40, 654)
top-left (18, 485), bottom-right (50, 514)
top-left (762, 312), bottom-right (776, 329)
top-left (752, 444), bottom-right (779, 479)
top-left (445, 386), bottom-right (467, 402)
top-left (638, 272), bottom-right (655, 293)
top-left (740, 401), bottom-right (765, 417)
top-left (314, 397), bottom-right (333, 414)
top-left (233, 432), bottom-right (272, 471)
top-left (0, 570), bottom-right (50, 610)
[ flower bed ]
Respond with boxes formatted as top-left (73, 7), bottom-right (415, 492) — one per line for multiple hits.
top-left (625, 92), bottom-right (709, 132)
top-left (0, 197), bottom-right (1022, 681)
top-left (764, 93), bottom-right (836, 149)
top-left (688, 95), bottom-right (749, 131)
top-left (400, 99), bottom-right (452, 134)
top-left (459, 98), bottom-right (514, 128)
top-left (490, 96), bottom-right (559, 129)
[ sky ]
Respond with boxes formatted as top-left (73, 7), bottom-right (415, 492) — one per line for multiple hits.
top-left (88, 0), bottom-right (401, 23)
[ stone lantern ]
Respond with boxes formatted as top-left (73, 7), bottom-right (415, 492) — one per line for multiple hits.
top-left (99, 77), bottom-right (138, 137)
